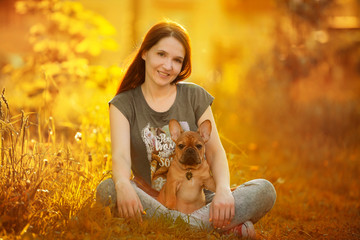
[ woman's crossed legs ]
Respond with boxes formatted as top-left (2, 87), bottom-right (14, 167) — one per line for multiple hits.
top-left (96, 178), bottom-right (276, 231)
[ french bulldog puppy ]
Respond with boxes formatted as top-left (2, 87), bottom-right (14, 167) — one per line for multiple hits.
top-left (157, 119), bottom-right (216, 214)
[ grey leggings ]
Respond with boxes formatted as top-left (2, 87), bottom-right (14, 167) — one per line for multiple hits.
top-left (96, 178), bottom-right (276, 230)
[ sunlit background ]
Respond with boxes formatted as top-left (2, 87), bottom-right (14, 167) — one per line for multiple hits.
top-left (0, 0), bottom-right (360, 239)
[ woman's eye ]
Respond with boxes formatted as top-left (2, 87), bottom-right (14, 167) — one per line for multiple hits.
top-left (196, 144), bottom-right (202, 150)
top-left (175, 59), bottom-right (183, 64)
top-left (178, 144), bottom-right (185, 150)
top-left (157, 52), bottom-right (165, 57)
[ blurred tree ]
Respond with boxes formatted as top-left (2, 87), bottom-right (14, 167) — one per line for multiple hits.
top-left (2, 0), bottom-right (120, 116)
top-left (272, 0), bottom-right (335, 82)
top-left (285, 0), bottom-right (334, 27)
top-left (239, 0), bottom-right (360, 146)
top-left (272, 0), bottom-right (360, 83)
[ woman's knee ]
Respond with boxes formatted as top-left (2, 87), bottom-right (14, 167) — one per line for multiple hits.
top-left (96, 178), bottom-right (117, 207)
top-left (250, 179), bottom-right (276, 210)
top-left (237, 179), bottom-right (277, 211)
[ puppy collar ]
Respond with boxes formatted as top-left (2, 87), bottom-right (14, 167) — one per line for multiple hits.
top-left (186, 169), bottom-right (193, 180)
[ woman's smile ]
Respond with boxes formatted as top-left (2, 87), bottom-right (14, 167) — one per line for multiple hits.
top-left (158, 70), bottom-right (170, 77)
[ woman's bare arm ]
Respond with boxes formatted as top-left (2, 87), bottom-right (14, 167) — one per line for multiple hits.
top-left (110, 104), bottom-right (143, 221)
top-left (198, 106), bottom-right (235, 229)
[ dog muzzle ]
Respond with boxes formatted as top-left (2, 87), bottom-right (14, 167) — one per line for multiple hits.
top-left (179, 147), bottom-right (201, 166)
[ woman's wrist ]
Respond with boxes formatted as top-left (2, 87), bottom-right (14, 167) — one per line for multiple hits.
top-left (114, 177), bottom-right (131, 190)
top-left (215, 184), bottom-right (231, 194)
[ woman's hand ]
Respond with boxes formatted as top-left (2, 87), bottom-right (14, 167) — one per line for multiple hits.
top-left (115, 179), bottom-right (144, 222)
top-left (209, 188), bottom-right (235, 229)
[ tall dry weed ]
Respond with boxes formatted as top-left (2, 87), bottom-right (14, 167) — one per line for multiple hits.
top-left (0, 89), bottom-right (108, 238)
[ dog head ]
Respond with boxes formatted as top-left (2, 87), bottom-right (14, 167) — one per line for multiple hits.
top-left (169, 119), bottom-right (212, 168)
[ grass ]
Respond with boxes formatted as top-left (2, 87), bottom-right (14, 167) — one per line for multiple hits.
top-left (223, 89), bottom-right (360, 239)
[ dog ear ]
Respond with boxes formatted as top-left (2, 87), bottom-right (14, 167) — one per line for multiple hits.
top-left (198, 120), bottom-right (212, 143)
top-left (169, 119), bottom-right (183, 142)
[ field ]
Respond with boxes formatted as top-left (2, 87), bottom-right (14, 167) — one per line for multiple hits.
top-left (1, 0), bottom-right (360, 239)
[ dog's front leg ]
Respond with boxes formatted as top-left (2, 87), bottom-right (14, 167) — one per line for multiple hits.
top-left (204, 177), bottom-right (216, 192)
top-left (164, 179), bottom-right (178, 209)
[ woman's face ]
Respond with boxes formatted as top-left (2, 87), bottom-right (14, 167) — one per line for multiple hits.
top-left (142, 36), bottom-right (185, 87)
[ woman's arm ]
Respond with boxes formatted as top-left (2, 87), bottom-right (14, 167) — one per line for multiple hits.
top-left (110, 104), bottom-right (144, 221)
top-left (198, 106), bottom-right (235, 229)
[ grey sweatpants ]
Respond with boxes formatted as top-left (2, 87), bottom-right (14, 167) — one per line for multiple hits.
top-left (96, 178), bottom-right (276, 230)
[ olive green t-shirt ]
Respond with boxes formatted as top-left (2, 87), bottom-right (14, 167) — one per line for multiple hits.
top-left (109, 82), bottom-right (214, 191)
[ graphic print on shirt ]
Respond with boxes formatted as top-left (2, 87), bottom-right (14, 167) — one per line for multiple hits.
top-left (141, 121), bottom-right (190, 191)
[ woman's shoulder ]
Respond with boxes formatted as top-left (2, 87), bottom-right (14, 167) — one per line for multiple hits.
top-left (177, 81), bottom-right (214, 120)
top-left (177, 81), bottom-right (208, 93)
top-left (177, 81), bottom-right (213, 97)
top-left (177, 81), bottom-right (214, 105)
top-left (108, 87), bottom-right (140, 122)
top-left (109, 86), bottom-right (138, 105)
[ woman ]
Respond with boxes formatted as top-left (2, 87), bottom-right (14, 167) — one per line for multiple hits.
top-left (96, 20), bottom-right (276, 238)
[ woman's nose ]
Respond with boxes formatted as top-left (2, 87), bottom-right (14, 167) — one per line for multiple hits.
top-left (163, 58), bottom-right (173, 70)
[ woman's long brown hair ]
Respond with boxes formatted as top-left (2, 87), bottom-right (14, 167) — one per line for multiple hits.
top-left (115, 20), bottom-right (192, 95)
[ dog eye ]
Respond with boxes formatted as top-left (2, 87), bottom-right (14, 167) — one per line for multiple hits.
top-left (196, 144), bottom-right (203, 150)
top-left (178, 144), bottom-right (185, 150)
